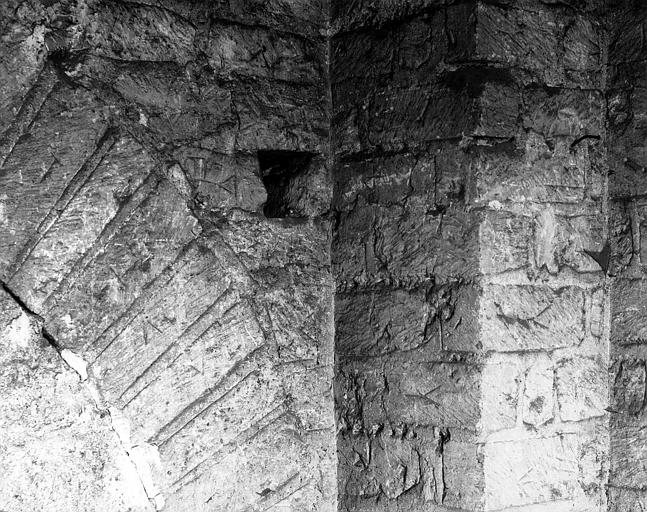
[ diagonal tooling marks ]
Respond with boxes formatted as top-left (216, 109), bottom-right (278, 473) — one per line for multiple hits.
top-left (171, 402), bottom-right (290, 492)
top-left (1, 279), bottom-right (163, 509)
top-left (149, 343), bottom-right (273, 446)
top-left (6, 127), bottom-right (119, 282)
top-left (41, 171), bottom-right (163, 312)
top-left (88, 239), bottom-right (205, 359)
top-left (240, 472), bottom-right (310, 512)
top-left (118, 284), bottom-right (236, 405)
top-left (0, 63), bottom-right (58, 171)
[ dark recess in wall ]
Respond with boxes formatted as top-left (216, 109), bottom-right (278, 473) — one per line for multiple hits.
top-left (258, 150), bottom-right (314, 218)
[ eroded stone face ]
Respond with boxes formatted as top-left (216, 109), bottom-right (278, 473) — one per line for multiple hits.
top-left (2, 0), bottom-right (646, 511)
top-left (0, 0), bottom-right (335, 510)
top-left (0, 288), bottom-right (151, 512)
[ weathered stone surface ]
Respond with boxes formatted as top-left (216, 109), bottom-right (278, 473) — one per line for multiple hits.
top-left (198, 23), bottom-right (324, 83)
top-left (336, 282), bottom-right (478, 358)
top-left (84, 2), bottom-right (197, 64)
top-left (333, 76), bottom-right (519, 155)
top-left (331, 0), bottom-right (448, 32)
top-left (483, 432), bottom-right (604, 511)
top-left (473, 136), bottom-right (604, 205)
top-left (174, 151), bottom-right (267, 213)
top-left (334, 203), bottom-right (479, 287)
top-left (338, 430), bottom-right (422, 500)
top-left (336, 288), bottom-right (431, 357)
top-left (8, 136), bottom-right (154, 309)
top-left (556, 356), bottom-right (607, 422)
top-left (337, 358), bottom-right (481, 431)
top-left (612, 278), bottom-right (647, 345)
top-left (473, 4), bottom-right (602, 86)
top-left (608, 487), bottom-right (647, 512)
top-left (0, 85), bottom-right (109, 281)
top-left (481, 205), bottom-right (605, 276)
top-left (1, 1), bottom-right (640, 511)
top-left (480, 210), bottom-right (533, 274)
top-left (0, 1), bottom-right (336, 510)
top-left (522, 356), bottom-right (555, 428)
top-left (150, 0), bottom-right (328, 38)
top-left (0, 289), bottom-right (151, 512)
top-left (481, 285), bottom-right (588, 352)
top-left (612, 358), bottom-right (646, 415)
top-left (610, 421), bottom-right (647, 489)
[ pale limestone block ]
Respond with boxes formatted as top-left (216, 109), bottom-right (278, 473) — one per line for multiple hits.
top-left (481, 284), bottom-right (585, 351)
top-left (483, 434), bottom-right (580, 510)
top-left (480, 355), bottom-right (521, 434)
top-left (521, 355), bottom-right (554, 427)
top-left (556, 356), bottom-right (607, 422)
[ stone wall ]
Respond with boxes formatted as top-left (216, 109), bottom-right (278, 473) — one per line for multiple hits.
top-left (0, 1), bottom-right (336, 511)
top-left (332, 1), bottom-right (611, 511)
top-left (2, 1), bottom-right (647, 511)
top-left (474, 2), bottom-right (609, 509)
top-left (331, 3), bottom-right (482, 510)
top-left (608, 3), bottom-right (647, 510)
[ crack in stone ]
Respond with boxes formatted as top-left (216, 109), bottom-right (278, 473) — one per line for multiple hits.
top-left (1, 280), bottom-right (165, 511)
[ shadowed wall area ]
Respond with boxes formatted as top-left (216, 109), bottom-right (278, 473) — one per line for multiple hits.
top-left (0, 1), bottom-right (646, 511)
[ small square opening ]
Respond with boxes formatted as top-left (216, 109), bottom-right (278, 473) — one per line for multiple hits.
top-left (258, 150), bottom-right (314, 218)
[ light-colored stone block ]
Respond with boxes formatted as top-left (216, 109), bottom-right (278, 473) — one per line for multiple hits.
top-left (556, 356), bottom-right (607, 422)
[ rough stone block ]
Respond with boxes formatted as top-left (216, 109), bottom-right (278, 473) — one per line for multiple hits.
top-left (608, 84), bottom-right (647, 198)
top-left (360, 83), bottom-right (476, 151)
top-left (608, 487), bottom-right (647, 512)
top-left (8, 137), bottom-right (153, 309)
top-left (609, 12), bottom-right (646, 65)
top-left (337, 357), bottom-right (481, 432)
top-left (522, 87), bottom-right (604, 143)
top-left (474, 80), bottom-right (519, 138)
top-left (481, 353), bottom-right (556, 433)
top-left (335, 67), bottom-right (520, 154)
top-left (555, 356), bottom-right (607, 422)
top-left (85, 2), bottom-right (196, 64)
top-left (175, 151), bottom-right (267, 213)
top-left (473, 134), bottom-right (603, 205)
top-left (483, 434), bottom-right (581, 510)
top-left (332, 13), bottom-right (448, 88)
top-left (612, 278), bottom-right (647, 345)
top-left (443, 440), bottom-right (484, 510)
top-left (0, 86), bottom-right (108, 282)
top-left (165, 412), bottom-right (334, 512)
top-left (0, 14), bottom-right (46, 136)
top-left (481, 285), bottom-right (587, 352)
top-left (480, 356), bottom-right (521, 434)
top-left (337, 431), bottom-right (422, 500)
top-left (332, 29), bottom-right (397, 84)
top-left (331, 0), bottom-right (448, 31)
top-left (612, 358), bottom-right (646, 415)
top-left (638, 202), bottom-right (647, 269)
top-left (480, 210), bottom-right (532, 274)
top-left (199, 23), bottom-right (323, 83)
top-left (609, 199), bottom-right (635, 276)
top-left (335, 288), bottom-right (431, 357)
top-left (440, 284), bottom-right (481, 353)
top-left (333, 154), bottom-right (435, 212)
top-left (0, 290), bottom-right (150, 512)
top-left (473, 4), bottom-right (602, 86)
top-left (232, 80), bottom-right (327, 153)
top-left (160, 0), bottom-right (327, 37)
top-left (521, 355), bottom-right (555, 427)
top-left (610, 421), bottom-right (647, 489)
top-left (334, 203), bottom-right (479, 286)
top-left (43, 179), bottom-right (199, 353)
top-left (387, 361), bottom-right (481, 428)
